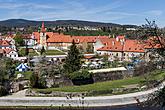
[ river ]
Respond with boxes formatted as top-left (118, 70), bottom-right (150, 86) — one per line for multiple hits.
top-left (0, 104), bottom-right (162, 110)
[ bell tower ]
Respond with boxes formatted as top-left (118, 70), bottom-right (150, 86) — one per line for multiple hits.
top-left (40, 21), bottom-right (47, 49)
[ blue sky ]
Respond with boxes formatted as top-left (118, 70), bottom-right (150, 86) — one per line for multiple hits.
top-left (0, 0), bottom-right (164, 27)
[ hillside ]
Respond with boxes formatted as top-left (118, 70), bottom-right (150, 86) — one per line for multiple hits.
top-left (0, 19), bottom-right (138, 28)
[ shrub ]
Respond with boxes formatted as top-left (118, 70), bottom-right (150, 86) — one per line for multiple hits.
top-left (0, 86), bottom-right (8, 96)
top-left (69, 69), bottom-right (94, 85)
top-left (69, 69), bottom-right (92, 80)
top-left (30, 73), bottom-right (47, 89)
top-left (30, 73), bottom-right (38, 88)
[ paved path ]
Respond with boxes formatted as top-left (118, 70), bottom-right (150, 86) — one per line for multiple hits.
top-left (0, 82), bottom-right (164, 107)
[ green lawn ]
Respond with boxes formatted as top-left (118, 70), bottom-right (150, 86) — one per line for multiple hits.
top-left (34, 70), bottom-right (165, 95)
top-left (18, 48), bottom-right (38, 56)
top-left (35, 77), bottom-right (143, 92)
top-left (45, 50), bottom-right (66, 55)
top-left (28, 51), bottom-right (38, 56)
top-left (16, 71), bottom-right (33, 80)
top-left (148, 70), bottom-right (165, 80)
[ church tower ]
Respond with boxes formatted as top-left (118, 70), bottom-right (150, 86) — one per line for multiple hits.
top-left (40, 21), bottom-right (47, 49)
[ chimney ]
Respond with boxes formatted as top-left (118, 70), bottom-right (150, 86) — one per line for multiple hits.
top-left (77, 39), bottom-right (80, 43)
top-left (116, 37), bottom-right (119, 42)
top-left (120, 40), bottom-right (124, 45)
top-left (112, 41), bottom-right (115, 46)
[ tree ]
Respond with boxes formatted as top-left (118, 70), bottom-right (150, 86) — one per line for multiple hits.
top-left (139, 20), bottom-right (165, 109)
top-left (30, 73), bottom-right (38, 88)
top-left (14, 32), bottom-right (24, 46)
top-left (40, 46), bottom-right (45, 55)
top-left (30, 58), bottom-right (47, 89)
top-left (142, 19), bottom-right (165, 67)
top-left (86, 44), bottom-right (94, 53)
top-left (47, 63), bottom-right (62, 87)
top-left (63, 40), bottom-right (81, 75)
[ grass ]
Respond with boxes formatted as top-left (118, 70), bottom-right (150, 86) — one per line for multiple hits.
top-left (16, 71), bottom-right (33, 80)
top-left (34, 70), bottom-right (165, 96)
top-left (18, 48), bottom-right (38, 56)
top-left (35, 77), bottom-right (143, 93)
top-left (148, 70), bottom-right (165, 80)
top-left (28, 51), bottom-right (38, 56)
top-left (45, 50), bottom-right (66, 55)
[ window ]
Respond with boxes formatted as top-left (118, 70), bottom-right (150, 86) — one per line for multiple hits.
top-left (116, 53), bottom-right (118, 56)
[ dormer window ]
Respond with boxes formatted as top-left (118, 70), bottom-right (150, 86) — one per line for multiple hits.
top-left (129, 48), bottom-right (131, 50)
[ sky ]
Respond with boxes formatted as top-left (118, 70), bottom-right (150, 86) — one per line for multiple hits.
top-left (0, 0), bottom-right (164, 27)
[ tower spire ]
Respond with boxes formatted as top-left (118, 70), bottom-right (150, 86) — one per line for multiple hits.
top-left (41, 21), bottom-right (46, 32)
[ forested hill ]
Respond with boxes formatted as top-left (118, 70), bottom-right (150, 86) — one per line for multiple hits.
top-left (0, 19), bottom-right (138, 28)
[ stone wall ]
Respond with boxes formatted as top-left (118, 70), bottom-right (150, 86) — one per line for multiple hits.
top-left (93, 70), bottom-right (134, 82)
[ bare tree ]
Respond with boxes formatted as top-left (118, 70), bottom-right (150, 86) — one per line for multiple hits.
top-left (141, 19), bottom-right (165, 68)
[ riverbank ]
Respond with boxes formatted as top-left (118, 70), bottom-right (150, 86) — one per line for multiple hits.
top-left (0, 81), bottom-right (164, 107)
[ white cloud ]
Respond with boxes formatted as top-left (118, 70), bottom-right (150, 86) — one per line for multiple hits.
top-left (0, 0), bottom-right (164, 27)
top-left (145, 10), bottom-right (163, 16)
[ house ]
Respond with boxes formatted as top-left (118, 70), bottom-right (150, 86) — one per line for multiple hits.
top-left (0, 40), bottom-right (12, 49)
top-left (96, 36), bottom-right (145, 61)
top-left (4, 48), bottom-right (18, 59)
top-left (22, 34), bottom-right (37, 47)
top-left (32, 22), bottom-right (109, 51)
top-left (5, 35), bottom-right (16, 50)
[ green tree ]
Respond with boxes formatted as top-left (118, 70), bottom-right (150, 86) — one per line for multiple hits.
top-left (86, 44), bottom-right (94, 53)
top-left (30, 73), bottom-right (38, 88)
top-left (29, 57), bottom-right (48, 89)
top-left (63, 40), bottom-right (81, 75)
top-left (47, 63), bottom-right (62, 87)
top-left (14, 32), bottom-right (24, 46)
top-left (69, 69), bottom-right (93, 85)
top-left (40, 46), bottom-right (45, 55)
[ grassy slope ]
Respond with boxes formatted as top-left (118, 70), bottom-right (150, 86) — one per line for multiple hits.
top-left (35, 77), bottom-right (143, 92)
top-left (45, 50), bottom-right (66, 55)
top-left (35, 70), bottom-right (165, 93)
top-left (16, 71), bottom-right (33, 80)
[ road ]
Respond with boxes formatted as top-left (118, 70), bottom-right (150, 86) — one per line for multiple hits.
top-left (0, 82), bottom-right (164, 107)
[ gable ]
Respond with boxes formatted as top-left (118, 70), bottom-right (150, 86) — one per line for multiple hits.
top-left (1, 40), bottom-right (10, 46)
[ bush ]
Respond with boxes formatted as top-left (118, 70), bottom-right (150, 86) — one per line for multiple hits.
top-left (30, 73), bottom-right (47, 89)
top-left (134, 62), bottom-right (157, 76)
top-left (69, 69), bottom-right (92, 80)
top-left (30, 73), bottom-right (38, 88)
top-left (0, 86), bottom-right (8, 96)
top-left (69, 70), bottom-right (94, 85)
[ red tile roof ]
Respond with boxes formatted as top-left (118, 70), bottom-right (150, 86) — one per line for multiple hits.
top-left (97, 39), bottom-right (124, 52)
top-left (0, 40), bottom-right (10, 46)
top-left (97, 39), bottom-right (145, 53)
top-left (124, 40), bottom-right (145, 52)
top-left (33, 32), bottom-right (40, 43)
top-left (144, 36), bottom-right (165, 49)
top-left (3, 48), bottom-right (13, 54)
top-left (33, 32), bottom-right (109, 43)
